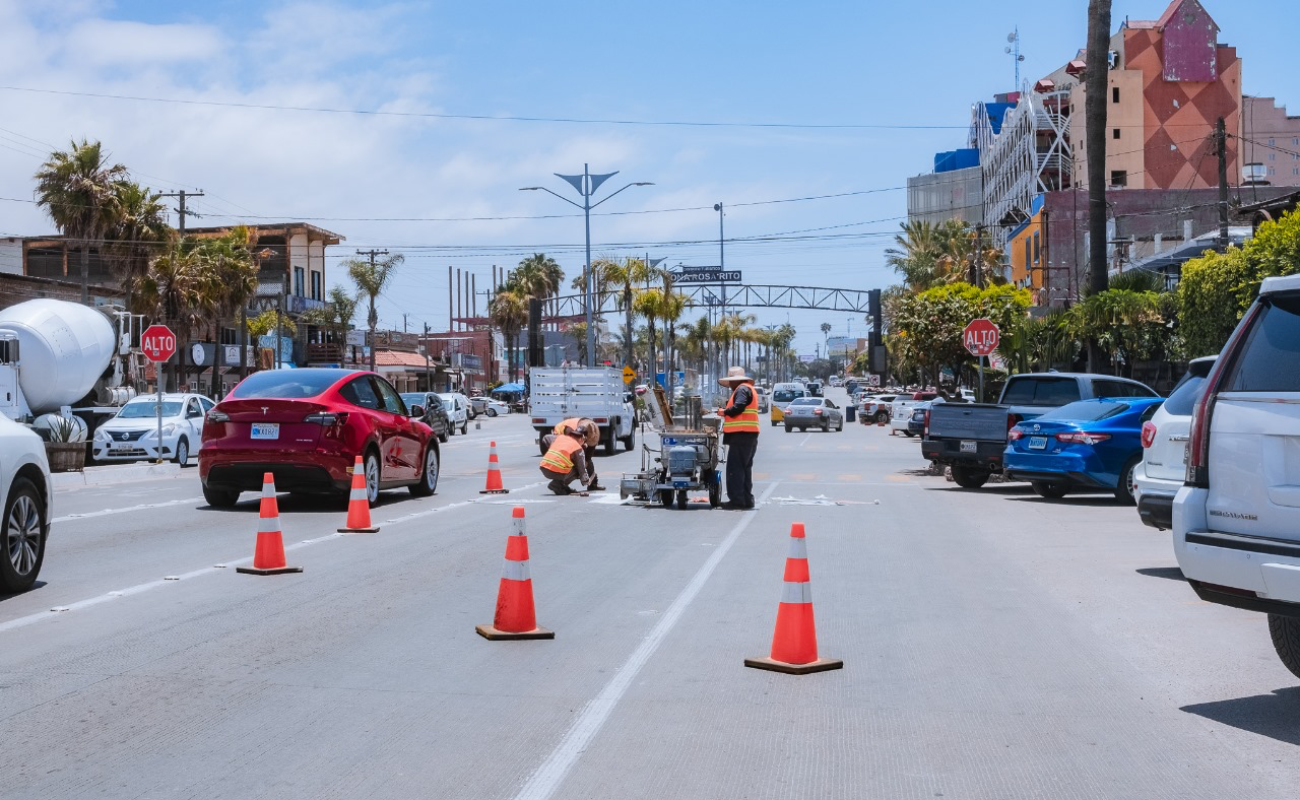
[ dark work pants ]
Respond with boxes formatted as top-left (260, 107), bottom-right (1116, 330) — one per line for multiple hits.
top-left (724, 432), bottom-right (758, 506)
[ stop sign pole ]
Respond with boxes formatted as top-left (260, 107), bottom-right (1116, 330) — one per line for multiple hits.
top-left (963, 319), bottom-right (1000, 402)
top-left (141, 324), bottom-right (177, 464)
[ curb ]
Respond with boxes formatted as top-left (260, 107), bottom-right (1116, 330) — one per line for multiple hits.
top-left (52, 462), bottom-right (185, 489)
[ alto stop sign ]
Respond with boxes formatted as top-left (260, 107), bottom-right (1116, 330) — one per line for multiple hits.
top-left (141, 324), bottom-right (177, 362)
top-left (963, 319), bottom-right (1000, 357)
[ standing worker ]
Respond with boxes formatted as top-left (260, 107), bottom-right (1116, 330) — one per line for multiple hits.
top-left (716, 366), bottom-right (760, 510)
top-left (539, 424), bottom-right (594, 496)
top-left (552, 417), bottom-right (605, 490)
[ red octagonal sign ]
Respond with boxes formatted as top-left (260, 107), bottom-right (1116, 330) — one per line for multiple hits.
top-left (141, 324), bottom-right (177, 362)
top-left (963, 318), bottom-right (1000, 358)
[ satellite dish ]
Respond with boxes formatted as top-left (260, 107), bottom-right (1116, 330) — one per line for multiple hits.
top-left (1008, 32), bottom-right (1017, 43)
top-left (1005, 46), bottom-right (1011, 54)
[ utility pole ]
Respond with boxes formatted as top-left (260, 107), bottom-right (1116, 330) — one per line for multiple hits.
top-left (159, 189), bottom-right (204, 237)
top-left (1085, 0), bottom-right (1113, 372)
top-left (356, 248), bottom-right (389, 372)
top-left (1216, 117), bottom-right (1231, 247)
top-left (423, 322), bottom-right (432, 391)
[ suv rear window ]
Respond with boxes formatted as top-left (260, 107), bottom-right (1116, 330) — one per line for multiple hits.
top-left (230, 370), bottom-right (346, 399)
top-left (1001, 377), bottom-right (1081, 406)
top-left (1224, 294), bottom-right (1300, 392)
top-left (1163, 372), bottom-right (1208, 416)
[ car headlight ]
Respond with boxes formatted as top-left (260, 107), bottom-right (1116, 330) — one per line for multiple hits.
top-left (94, 428), bottom-right (111, 442)
top-left (162, 423), bottom-right (177, 435)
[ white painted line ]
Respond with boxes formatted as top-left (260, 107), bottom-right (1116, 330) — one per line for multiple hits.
top-left (53, 496), bottom-right (205, 524)
top-left (512, 480), bottom-right (781, 800)
top-left (797, 433), bottom-right (812, 449)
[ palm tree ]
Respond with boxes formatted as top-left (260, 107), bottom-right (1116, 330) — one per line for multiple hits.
top-left (300, 286), bottom-right (359, 365)
top-left (596, 257), bottom-right (664, 374)
top-left (102, 181), bottom-right (173, 311)
top-left (515, 253), bottom-right (564, 301)
top-left (658, 290), bottom-right (688, 390)
top-left (137, 243), bottom-right (217, 390)
top-left (193, 227), bottom-right (260, 381)
top-left (34, 139), bottom-right (128, 303)
top-left (346, 253), bottom-right (405, 372)
top-left (488, 289), bottom-right (528, 381)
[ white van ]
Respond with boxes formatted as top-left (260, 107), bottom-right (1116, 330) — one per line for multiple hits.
top-left (438, 392), bottom-right (470, 435)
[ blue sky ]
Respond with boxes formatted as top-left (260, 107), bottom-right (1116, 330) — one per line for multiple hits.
top-left (0, 0), bottom-right (1293, 353)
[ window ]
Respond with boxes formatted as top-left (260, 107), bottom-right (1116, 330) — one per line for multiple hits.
top-left (1001, 377), bottom-right (1081, 406)
top-left (1039, 400), bottom-right (1131, 422)
top-left (1024, 238), bottom-right (1031, 270)
top-left (1269, 154), bottom-right (1276, 162)
top-left (340, 376), bottom-right (381, 410)
top-left (1224, 294), bottom-right (1300, 392)
top-left (199, 397), bottom-right (215, 414)
top-left (310, 271), bottom-right (322, 301)
top-left (1093, 380), bottom-right (1157, 398)
top-left (1032, 231), bottom-right (1041, 265)
top-left (1112, 87), bottom-right (1120, 103)
top-left (1110, 170), bottom-right (1128, 187)
top-left (293, 266), bottom-right (305, 297)
top-left (1268, 138), bottom-right (1276, 146)
top-left (1163, 372), bottom-right (1208, 416)
top-left (373, 377), bottom-right (407, 415)
top-left (1113, 128), bottom-right (1121, 140)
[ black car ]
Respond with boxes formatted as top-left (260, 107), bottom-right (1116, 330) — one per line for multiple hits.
top-left (806, 380), bottom-right (824, 397)
top-left (400, 392), bottom-right (451, 443)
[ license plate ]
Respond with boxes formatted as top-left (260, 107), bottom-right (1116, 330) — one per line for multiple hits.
top-left (1029, 436), bottom-right (1048, 450)
top-left (251, 423), bottom-right (280, 440)
top-left (109, 441), bottom-right (134, 450)
top-left (960, 440), bottom-right (977, 453)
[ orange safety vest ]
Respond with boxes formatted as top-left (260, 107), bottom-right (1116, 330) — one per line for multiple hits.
top-left (722, 383), bottom-right (761, 434)
top-left (553, 417), bottom-right (584, 437)
top-left (541, 435), bottom-right (583, 473)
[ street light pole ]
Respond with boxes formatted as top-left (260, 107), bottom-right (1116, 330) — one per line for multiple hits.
top-left (521, 167), bottom-right (653, 367)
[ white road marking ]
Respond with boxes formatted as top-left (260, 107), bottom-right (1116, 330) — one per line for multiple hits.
top-left (512, 480), bottom-right (781, 800)
top-left (53, 496), bottom-right (205, 524)
top-left (797, 433), bottom-right (812, 449)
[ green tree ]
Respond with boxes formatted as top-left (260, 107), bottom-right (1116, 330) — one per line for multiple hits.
top-left (33, 139), bottom-right (129, 303)
top-left (515, 253), bottom-right (564, 300)
top-left (301, 286), bottom-right (360, 364)
top-left (102, 181), bottom-right (173, 310)
top-left (488, 289), bottom-right (528, 381)
top-left (1065, 289), bottom-right (1167, 375)
top-left (346, 252), bottom-right (405, 372)
top-left (193, 227), bottom-right (260, 379)
top-left (137, 243), bottom-right (218, 390)
top-left (888, 283), bottom-right (1032, 387)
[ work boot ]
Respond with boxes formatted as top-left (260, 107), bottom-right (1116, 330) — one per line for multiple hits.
top-left (547, 479), bottom-right (570, 496)
top-left (588, 482), bottom-right (607, 491)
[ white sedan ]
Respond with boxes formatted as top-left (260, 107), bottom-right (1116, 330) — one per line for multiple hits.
top-left (92, 393), bottom-right (215, 465)
top-left (1, 413), bottom-right (52, 592)
top-left (484, 399), bottom-right (511, 417)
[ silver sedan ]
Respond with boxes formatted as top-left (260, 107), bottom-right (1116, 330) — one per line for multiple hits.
top-left (782, 397), bottom-right (845, 432)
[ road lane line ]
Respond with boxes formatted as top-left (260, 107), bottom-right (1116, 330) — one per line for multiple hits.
top-left (512, 480), bottom-right (781, 800)
top-left (797, 433), bottom-right (812, 449)
top-left (53, 496), bottom-right (205, 524)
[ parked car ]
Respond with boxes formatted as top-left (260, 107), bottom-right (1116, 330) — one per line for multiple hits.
top-left (806, 380), bottom-right (824, 397)
top-left (907, 402), bottom-right (932, 437)
top-left (783, 397), bottom-right (845, 432)
top-left (468, 396), bottom-right (488, 417)
top-left (1173, 274), bottom-right (1300, 679)
top-left (91, 393), bottom-right (214, 465)
top-left (861, 394), bottom-right (898, 425)
top-left (400, 391), bottom-right (451, 443)
top-left (924, 373), bottom-right (1159, 487)
top-left (1003, 397), bottom-right (1163, 502)
top-left (0, 413), bottom-right (52, 592)
top-left (199, 368), bottom-right (440, 508)
top-left (438, 392), bottom-right (470, 435)
top-left (890, 392), bottom-right (937, 436)
top-left (754, 386), bottom-right (771, 413)
top-left (1133, 357), bottom-right (1216, 530)
top-left (483, 398), bottom-right (511, 417)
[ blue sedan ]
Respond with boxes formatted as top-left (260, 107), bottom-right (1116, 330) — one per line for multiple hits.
top-left (1003, 397), bottom-right (1163, 504)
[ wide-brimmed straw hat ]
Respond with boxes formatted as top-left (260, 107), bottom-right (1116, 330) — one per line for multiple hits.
top-left (718, 366), bottom-right (753, 387)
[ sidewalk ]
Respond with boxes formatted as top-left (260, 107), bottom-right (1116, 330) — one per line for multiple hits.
top-left (52, 462), bottom-right (186, 489)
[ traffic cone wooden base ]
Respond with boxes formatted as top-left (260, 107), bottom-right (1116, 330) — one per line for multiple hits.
top-left (338, 455), bottom-right (380, 533)
top-left (478, 507), bottom-right (552, 640)
top-left (237, 473), bottom-right (303, 576)
top-left (480, 440), bottom-right (510, 494)
top-left (745, 522), bottom-right (839, 675)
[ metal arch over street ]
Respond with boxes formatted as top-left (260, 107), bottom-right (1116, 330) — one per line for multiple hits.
top-left (540, 284), bottom-right (874, 321)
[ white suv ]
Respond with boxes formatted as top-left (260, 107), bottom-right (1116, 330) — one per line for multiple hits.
top-left (1135, 356), bottom-right (1216, 530)
top-left (1173, 274), bottom-right (1300, 678)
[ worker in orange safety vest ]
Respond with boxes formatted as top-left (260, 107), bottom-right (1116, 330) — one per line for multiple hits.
top-left (715, 366), bottom-right (760, 510)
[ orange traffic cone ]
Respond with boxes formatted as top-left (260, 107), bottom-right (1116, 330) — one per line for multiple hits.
top-left (236, 473), bottom-right (304, 575)
top-left (479, 440), bottom-right (509, 494)
top-left (338, 455), bottom-right (380, 533)
top-left (744, 522), bottom-right (841, 674)
top-left (476, 507), bottom-right (553, 640)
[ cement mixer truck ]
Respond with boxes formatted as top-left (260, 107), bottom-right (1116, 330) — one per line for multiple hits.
top-left (0, 298), bottom-right (144, 441)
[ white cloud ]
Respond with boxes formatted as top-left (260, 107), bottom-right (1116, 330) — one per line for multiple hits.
top-left (61, 19), bottom-right (224, 66)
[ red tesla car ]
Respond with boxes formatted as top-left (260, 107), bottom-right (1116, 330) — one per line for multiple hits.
top-left (199, 368), bottom-right (440, 508)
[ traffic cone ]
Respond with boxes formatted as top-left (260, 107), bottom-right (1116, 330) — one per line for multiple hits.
top-left (476, 507), bottom-right (553, 640)
top-left (236, 473), bottom-right (304, 576)
top-left (744, 522), bottom-right (841, 675)
top-left (338, 455), bottom-right (380, 533)
top-left (479, 440), bottom-right (509, 494)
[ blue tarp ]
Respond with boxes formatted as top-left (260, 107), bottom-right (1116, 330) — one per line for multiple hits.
top-left (493, 382), bottom-right (526, 394)
top-left (934, 148), bottom-right (980, 174)
top-left (983, 102), bottom-right (1014, 135)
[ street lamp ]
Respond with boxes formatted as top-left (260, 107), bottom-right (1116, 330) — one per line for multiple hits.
top-left (521, 165), bottom-right (653, 366)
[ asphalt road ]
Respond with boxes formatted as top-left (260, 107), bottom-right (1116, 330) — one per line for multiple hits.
top-left (3, 390), bottom-right (1298, 799)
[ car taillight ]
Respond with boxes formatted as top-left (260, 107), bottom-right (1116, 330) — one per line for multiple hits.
top-left (1141, 421), bottom-right (1157, 448)
top-left (923, 409), bottom-right (931, 436)
top-left (1007, 428), bottom-right (1024, 441)
top-left (207, 410), bottom-right (229, 423)
top-left (1188, 301), bottom-right (1260, 487)
top-left (813, 408), bottom-right (823, 415)
top-left (532, 418), bottom-right (545, 424)
top-left (304, 412), bottom-right (343, 426)
top-left (1056, 432), bottom-right (1110, 445)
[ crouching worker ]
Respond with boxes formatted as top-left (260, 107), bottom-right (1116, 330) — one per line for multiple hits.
top-left (552, 417), bottom-right (605, 490)
top-left (539, 427), bottom-right (593, 496)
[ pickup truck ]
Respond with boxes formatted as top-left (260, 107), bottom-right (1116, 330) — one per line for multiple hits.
top-left (529, 367), bottom-right (636, 456)
top-left (891, 392), bottom-right (940, 436)
top-left (921, 373), bottom-right (1157, 488)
